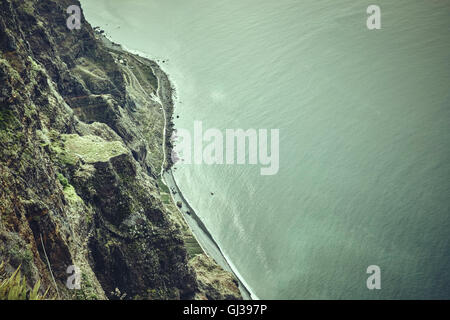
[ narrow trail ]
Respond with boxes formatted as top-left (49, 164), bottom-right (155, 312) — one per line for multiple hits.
top-left (104, 38), bottom-right (169, 179)
top-left (120, 61), bottom-right (168, 178)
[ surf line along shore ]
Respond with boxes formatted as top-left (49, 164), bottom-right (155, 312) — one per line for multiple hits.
top-left (160, 103), bottom-right (255, 299)
top-left (154, 76), bottom-right (255, 299)
top-left (95, 31), bottom-right (253, 299)
top-left (145, 48), bottom-right (254, 300)
top-left (162, 169), bottom-right (253, 300)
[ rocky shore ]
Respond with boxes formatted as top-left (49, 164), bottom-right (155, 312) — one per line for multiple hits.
top-left (0, 0), bottom-right (241, 300)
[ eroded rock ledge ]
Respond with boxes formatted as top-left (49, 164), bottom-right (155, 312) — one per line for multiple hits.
top-left (0, 0), bottom-right (241, 300)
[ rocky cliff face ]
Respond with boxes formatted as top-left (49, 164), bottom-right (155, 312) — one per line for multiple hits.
top-left (0, 0), bottom-right (241, 300)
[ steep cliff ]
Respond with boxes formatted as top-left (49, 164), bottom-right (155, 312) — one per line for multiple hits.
top-left (0, 0), bottom-right (241, 300)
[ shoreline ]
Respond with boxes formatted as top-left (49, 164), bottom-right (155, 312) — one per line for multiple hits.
top-left (163, 170), bottom-right (255, 300)
top-left (96, 32), bottom-right (255, 299)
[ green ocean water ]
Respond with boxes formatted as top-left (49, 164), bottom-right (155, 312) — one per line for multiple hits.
top-left (81, 0), bottom-right (450, 299)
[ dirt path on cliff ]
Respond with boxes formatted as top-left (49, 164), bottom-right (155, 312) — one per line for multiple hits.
top-left (119, 58), bottom-right (168, 177)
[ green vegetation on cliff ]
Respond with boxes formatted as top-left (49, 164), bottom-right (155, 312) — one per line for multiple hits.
top-left (63, 134), bottom-right (128, 163)
top-left (0, 0), bottom-right (241, 300)
top-left (0, 262), bottom-right (50, 300)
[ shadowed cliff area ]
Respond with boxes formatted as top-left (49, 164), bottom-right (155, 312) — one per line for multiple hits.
top-left (0, 0), bottom-right (241, 300)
